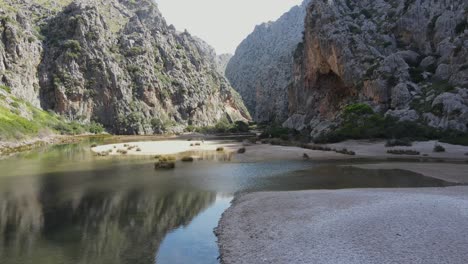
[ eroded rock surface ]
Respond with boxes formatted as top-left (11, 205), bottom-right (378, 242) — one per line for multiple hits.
top-left (226, 0), bottom-right (311, 123)
top-left (286, 0), bottom-right (468, 136)
top-left (0, 0), bottom-right (249, 134)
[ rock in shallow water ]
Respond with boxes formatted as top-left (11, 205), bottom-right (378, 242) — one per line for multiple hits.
top-left (155, 161), bottom-right (176, 170)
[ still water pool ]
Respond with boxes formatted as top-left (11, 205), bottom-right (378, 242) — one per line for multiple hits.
top-left (0, 139), bottom-right (454, 264)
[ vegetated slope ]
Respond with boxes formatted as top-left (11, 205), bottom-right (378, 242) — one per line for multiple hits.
top-left (0, 0), bottom-right (249, 137)
top-left (285, 0), bottom-right (467, 141)
top-left (0, 86), bottom-right (103, 141)
top-left (226, 0), bottom-right (311, 123)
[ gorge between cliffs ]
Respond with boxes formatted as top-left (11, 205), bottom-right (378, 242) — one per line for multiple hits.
top-left (1, 0), bottom-right (468, 264)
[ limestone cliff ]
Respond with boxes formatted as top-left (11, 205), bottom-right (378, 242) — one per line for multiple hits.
top-left (0, 0), bottom-right (249, 135)
top-left (215, 53), bottom-right (232, 75)
top-left (226, 0), bottom-right (311, 123)
top-left (285, 0), bottom-right (468, 137)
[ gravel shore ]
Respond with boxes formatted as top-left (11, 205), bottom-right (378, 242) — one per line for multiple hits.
top-left (217, 186), bottom-right (468, 264)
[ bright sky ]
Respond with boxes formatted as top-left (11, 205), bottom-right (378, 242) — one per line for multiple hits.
top-left (155, 0), bottom-right (303, 54)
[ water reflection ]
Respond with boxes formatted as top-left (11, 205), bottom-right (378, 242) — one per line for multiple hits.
top-left (156, 196), bottom-right (232, 264)
top-left (0, 176), bottom-right (43, 256)
top-left (0, 140), bottom-right (458, 264)
top-left (0, 173), bottom-right (216, 264)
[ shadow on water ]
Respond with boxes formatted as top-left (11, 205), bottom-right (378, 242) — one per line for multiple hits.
top-left (0, 141), bottom-right (458, 264)
top-left (252, 165), bottom-right (456, 192)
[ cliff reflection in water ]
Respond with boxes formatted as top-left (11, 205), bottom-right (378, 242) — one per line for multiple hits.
top-left (0, 174), bottom-right (216, 264)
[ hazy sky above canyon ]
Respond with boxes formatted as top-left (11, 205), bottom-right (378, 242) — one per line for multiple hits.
top-left (155, 0), bottom-right (303, 54)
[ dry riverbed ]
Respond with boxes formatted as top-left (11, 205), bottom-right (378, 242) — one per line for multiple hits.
top-left (91, 139), bottom-right (468, 162)
top-left (217, 186), bottom-right (468, 264)
top-left (328, 140), bottom-right (468, 160)
top-left (91, 139), bottom-right (350, 161)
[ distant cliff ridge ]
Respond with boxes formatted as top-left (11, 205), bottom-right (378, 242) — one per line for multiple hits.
top-left (226, 0), bottom-right (311, 123)
top-left (285, 0), bottom-right (468, 137)
top-left (0, 0), bottom-right (250, 135)
top-left (215, 53), bottom-right (233, 75)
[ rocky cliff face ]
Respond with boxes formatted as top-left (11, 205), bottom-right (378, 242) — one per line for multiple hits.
top-left (226, 0), bottom-right (311, 123)
top-left (285, 0), bottom-right (468, 136)
top-left (215, 53), bottom-right (232, 75)
top-left (0, 0), bottom-right (249, 135)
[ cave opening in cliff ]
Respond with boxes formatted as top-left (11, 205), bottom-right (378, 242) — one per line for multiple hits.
top-left (314, 70), bottom-right (351, 118)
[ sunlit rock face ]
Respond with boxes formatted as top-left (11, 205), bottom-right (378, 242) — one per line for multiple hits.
top-left (226, 0), bottom-right (312, 123)
top-left (286, 0), bottom-right (468, 136)
top-left (0, 0), bottom-right (250, 135)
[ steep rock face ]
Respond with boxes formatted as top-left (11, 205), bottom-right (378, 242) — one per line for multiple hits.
top-left (226, 0), bottom-right (311, 123)
top-left (286, 0), bottom-right (468, 136)
top-left (215, 53), bottom-right (232, 75)
top-left (0, 0), bottom-right (249, 135)
top-left (0, 1), bottom-right (46, 107)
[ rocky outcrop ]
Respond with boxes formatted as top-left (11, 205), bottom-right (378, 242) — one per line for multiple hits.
top-left (0, 0), bottom-right (249, 135)
top-left (286, 0), bottom-right (468, 136)
top-left (226, 0), bottom-right (311, 123)
top-left (0, 2), bottom-right (44, 107)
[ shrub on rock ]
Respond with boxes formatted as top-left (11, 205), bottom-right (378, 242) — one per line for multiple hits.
top-left (433, 144), bottom-right (446, 152)
top-left (181, 156), bottom-right (194, 162)
top-left (335, 148), bottom-right (356, 155)
top-left (117, 149), bottom-right (128, 155)
top-left (158, 155), bottom-right (176, 162)
top-left (387, 149), bottom-right (420, 155)
top-left (155, 161), bottom-right (175, 169)
top-left (385, 138), bottom-right (412, 147)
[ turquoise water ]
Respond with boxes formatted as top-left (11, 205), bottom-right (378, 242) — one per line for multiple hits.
top-left (0, 140), bottom-right (454, 264)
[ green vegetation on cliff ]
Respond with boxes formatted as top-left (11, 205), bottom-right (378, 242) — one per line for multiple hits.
top-left (314, 103), bottom-right (468, 146)
top-left (185, 119), bottom-right (251, 134)
top-left (0, 0), bottom-right (250, 136)
top-left (0, 89), bottom-right (104, 140)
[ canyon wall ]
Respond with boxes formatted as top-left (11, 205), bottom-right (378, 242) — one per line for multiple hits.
top-left (0, 0), bottom-right (249, 135)
top-left (285, 0), bottom-right (468, 136)
top-left (226, 0), bottom-right (311, 123)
